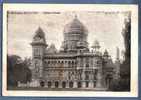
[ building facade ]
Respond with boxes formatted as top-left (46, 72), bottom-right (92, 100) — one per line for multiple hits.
top-left (30, 16), bottom-right (120, 90)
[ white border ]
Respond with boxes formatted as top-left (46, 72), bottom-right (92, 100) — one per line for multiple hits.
top-left (2, 4), bottom-right (138, 97)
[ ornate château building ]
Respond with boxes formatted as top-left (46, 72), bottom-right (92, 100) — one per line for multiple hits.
top-left (29, 16), bottom-right (120, 90)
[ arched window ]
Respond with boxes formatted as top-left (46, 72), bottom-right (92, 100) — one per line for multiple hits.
top-left (72, 61), bottom-right (74, 64)
top-left (40, 81), bottom-right (45, 87)
top-left (75, 61), bottom-right (77, 65)
top-left (85, 74), bottom-right (89, 80)
top-left (68, 61), bottom-right (71, 67)
top-left (86, 64), bottom-right (89, 68)
top-left (68, 61), bottom-right (71, 64)
top-left (95, 69), bottom-right (98, 75)
top-left (34, 48), bottom-right (40, 56)
top-left (94, 75), bottom-right (97, 80)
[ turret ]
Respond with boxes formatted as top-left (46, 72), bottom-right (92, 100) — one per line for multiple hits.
top-left (91, 40), bottom-right (101, 53)
top-left (47, 43), bottom-right (57, 54)
top-left (103, 49), bottom-right (109, 60)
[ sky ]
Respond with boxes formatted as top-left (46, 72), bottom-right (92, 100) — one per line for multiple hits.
top-left (7, 11), bottom-right (129, 61)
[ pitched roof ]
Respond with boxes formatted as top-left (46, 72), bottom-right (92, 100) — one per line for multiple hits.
top-left (34, 27), bottom-right (45, 39)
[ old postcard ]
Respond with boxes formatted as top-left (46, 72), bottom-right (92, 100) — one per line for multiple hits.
top-left (2, 4), bottom-right (138, 97)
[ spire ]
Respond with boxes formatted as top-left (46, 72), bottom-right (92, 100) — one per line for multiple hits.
top-left (34, 26), bottom-right (45, 39)
top-left (31, 26), bottom-right (47, 46)
top-left (103, 49), bottom-right (109, 56)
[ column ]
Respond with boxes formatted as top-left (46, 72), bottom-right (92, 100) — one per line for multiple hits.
top-left (39, 60), bottom-right (43, 78)
top-left (96, 69), bottom-right (103, 88)
top-left (73, 81), bottom-right (77, 88)
top-left (82, 81), bottom-right (86, 88)
top-left (89, 81), bottom-right (93, 88)
top-left (59, 81), bottom-right (62, 88)
top-left (66, 81), bottom-right (69, 88)
top-left (82, 71), bottom-right (85, 88)
top-left (51, 81), bottom-right (55, 88)
top-left (45, 81), bottom-right (48, 88)
top-left (82, 58), bottom-right (85, 88)
top-left (77, 58), bottom-right (81, 69)
top-left (37, 79), bottom-right (40, 87)
top-left (93, 81), bottom-right (96, 88)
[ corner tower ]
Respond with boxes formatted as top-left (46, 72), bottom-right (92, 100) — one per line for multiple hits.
top-left (30, 27), bottom-right (47, 86)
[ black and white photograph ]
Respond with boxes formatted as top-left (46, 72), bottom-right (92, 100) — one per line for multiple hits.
top-left (2, 4), bottom-right (138, 97)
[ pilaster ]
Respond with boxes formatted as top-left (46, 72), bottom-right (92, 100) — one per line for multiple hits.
top-left (82, 81), bottom-right (86, 88)
top-left (89, 81), bottom-right (93, 88)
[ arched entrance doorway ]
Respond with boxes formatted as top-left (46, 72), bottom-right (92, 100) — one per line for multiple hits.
top-left (69, 81), bottom-right (73, 88)
top-left (78, 82), bottom-right (81, 88)
top-left (62, 81), bottom-right (66, 88)
top-left (40, 81), bottom-right (45, 87)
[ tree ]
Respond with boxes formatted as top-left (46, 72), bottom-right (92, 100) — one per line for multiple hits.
top-left (119, 15), bottom-right (131, 91)
top-left (7, 55), bottom-right (22, 87)
top-left (108, 15), bottom-right (131, 91)
top-left (7, 55), bottom-right (32, 88)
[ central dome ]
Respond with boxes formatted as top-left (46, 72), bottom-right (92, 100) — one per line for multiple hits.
top-left (64, 16), bottom-right (88, 34)
top-left (62, 15), bottom-right (88, 52)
